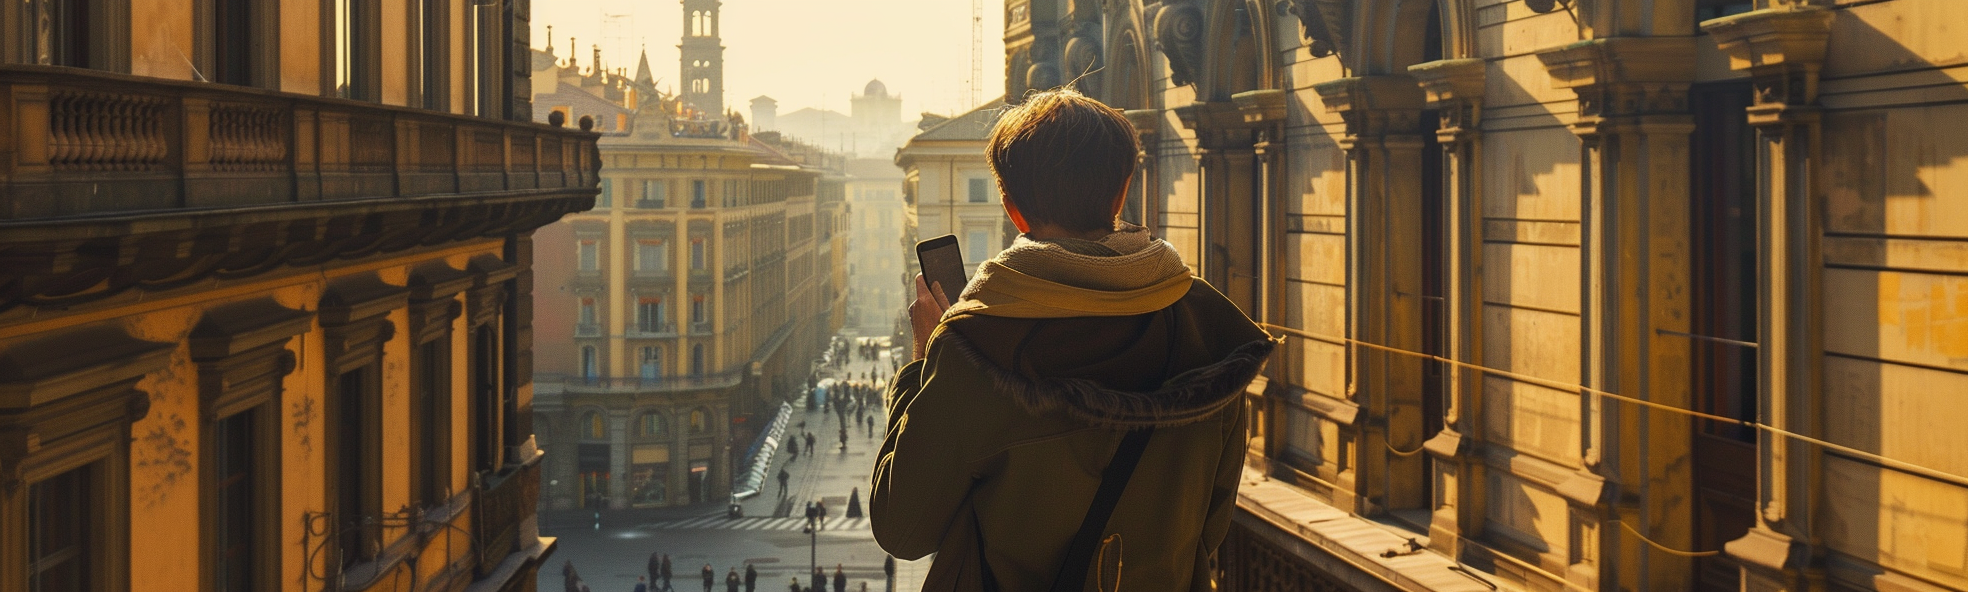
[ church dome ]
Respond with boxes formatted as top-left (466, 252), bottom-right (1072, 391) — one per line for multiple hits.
top-left (864, 79), bottom-right (887, 97)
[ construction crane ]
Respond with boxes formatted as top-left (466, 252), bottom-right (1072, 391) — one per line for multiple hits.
top-left (970, 0), bottom-right (983, 107)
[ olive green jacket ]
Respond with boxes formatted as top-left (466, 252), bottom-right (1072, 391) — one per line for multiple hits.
top-left (871, 264), bottom-right (1272, 591)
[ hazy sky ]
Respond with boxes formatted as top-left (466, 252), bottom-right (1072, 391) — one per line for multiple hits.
top-left (533, 0), bottom-right (1007, 119)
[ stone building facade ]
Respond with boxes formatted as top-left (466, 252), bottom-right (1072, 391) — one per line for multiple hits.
top-left (896, 99), bottom-right (1016, 277)
top-left (1006, 0), bottom-right (1968, 590)
top-left (529, 9), bottom-right (848, 511)
top-left (0, 0), bottom-right (593, 589)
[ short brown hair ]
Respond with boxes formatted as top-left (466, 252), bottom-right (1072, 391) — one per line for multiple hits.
top-left (986, 89), bottom-right (1138, 233)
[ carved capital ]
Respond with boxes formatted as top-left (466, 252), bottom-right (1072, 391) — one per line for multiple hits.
top-left (1311, 76), bottom-right (1425, 142)
top-left (1537, 37), bottom-right (1696, 136)
top-left (1409, 58), bottom-right (1488, 141)
top-left (1703, 6), bottom-right (1833, 114)
top-left (1122, 109), bottom-right (1162, 140)
top-left (1153, 0), bottom-right (1205, 87)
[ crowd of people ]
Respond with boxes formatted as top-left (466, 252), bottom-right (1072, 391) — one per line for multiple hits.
top-left (559, 553), bottom-right (894, 592)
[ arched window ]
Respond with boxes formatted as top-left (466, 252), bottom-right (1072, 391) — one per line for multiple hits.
top-left (580, 411), bottom-right (607, 440)
top-left (634, 413), bottom-right (667, 439)
top-left (688, 408), bottom-right (708, 434)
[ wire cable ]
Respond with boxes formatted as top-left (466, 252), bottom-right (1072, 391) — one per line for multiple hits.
top-left (1610, 520), bottom-right (1721, 558)
top-left (1258, 323), bottom-right (1968, 491)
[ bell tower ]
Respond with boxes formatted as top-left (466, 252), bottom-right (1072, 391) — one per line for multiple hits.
top-left (679, 0), bottom-right (725, 115)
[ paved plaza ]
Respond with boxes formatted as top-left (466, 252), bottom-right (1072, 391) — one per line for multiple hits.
top-left (540, 345), bottom-right (928, 592)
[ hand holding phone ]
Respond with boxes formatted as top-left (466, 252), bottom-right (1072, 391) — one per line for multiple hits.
top-left (915, 235), bottom-right (967, 305)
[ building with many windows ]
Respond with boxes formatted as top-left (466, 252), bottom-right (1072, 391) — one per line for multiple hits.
top-left (1006, 0), bottom-right (1968, 590)
top-left (844, 159), bottom-right (909, 334)
top-left (529, 0), bottom-right (847, 512)
top-left (0, 0), bottom-right (593, 590)
top-left (895, 98), bottom-right (1014, 278)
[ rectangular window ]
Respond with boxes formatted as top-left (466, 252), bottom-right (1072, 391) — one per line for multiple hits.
top-left (213, 411), bottom-right (255, 592)
top-left (637, 240), bottom-right (668, 273)
top-left (578, 299), bottom-right (596, 327)
top-left (690, 296), bottom-right (705, 324)
top-left (690, 239), bottom-right (706, 270)
top-left (966, 230), bottom-right (989, 263)
top-left (968, 178), bottom-right (989, 203)
top-left (202, 0), bottom-right (255, 86)
top-left (640, 180), bottom-right (666, 209)
top-left (640, 347), bottom-right (662, 380)
top-left (597, 179), bottom-right (613, 209)
top-left (331, 0), bottom-right (379, 101)
top-left (418, 0), bottom-right (447, 109)
top-left (467, 1), bottom-right (501, 117)
top-left (335, 366), bottom-right (378, 566)
top-left (578, 241), bottom-right (598, 271)
top-left (469, 325), bottom-right (501, 473)
top-left (691, 180), bottom-right (707, 208)
top-left (21, 0), bottom-right (92, 67)
top-left (28, 465), bottom-right (92, 592)
top-left (638, 298), bottom-right (667, 333)
top-left (410, 339), bottom-right (450, 508)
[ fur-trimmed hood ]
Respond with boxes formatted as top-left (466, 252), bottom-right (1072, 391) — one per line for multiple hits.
top-left (939, 278), bottom-right (1276, 428)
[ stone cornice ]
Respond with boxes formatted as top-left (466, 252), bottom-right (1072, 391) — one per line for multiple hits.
top-left (1311, 76), bottom-right (1426, 143)
top-left (0, 189), bottom-right (590, 315)
top-left (1231, 89), bottom-right (1288, 126)
top-left (1536, 37), bottom-right (1697, 92)
top-left (1702, 6), bottom-right (1833, 76)
top-left (1408, 59), bottom-right (1487, 109)
top-left (1536, 37), bottom-right (1698, 136)
top-left (1703, 6), bottom-right (1834, 112)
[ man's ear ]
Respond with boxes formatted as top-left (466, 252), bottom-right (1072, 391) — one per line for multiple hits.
top-left (1003, 196), bottom-right (1031, 233)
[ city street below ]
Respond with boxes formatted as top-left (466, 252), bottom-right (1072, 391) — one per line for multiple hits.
top-left (540, 339), bottom-right (928, 592)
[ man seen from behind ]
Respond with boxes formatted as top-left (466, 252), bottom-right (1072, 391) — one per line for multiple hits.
top-left (871, 88), bottom-right (1274, 591)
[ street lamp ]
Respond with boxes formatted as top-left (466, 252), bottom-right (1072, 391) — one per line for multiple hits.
top-left (801, 501), bottom-right (819, 584)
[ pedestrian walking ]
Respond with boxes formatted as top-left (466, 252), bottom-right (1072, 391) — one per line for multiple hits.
top-left (811, 567), bottom-right (827, 592)
top-left (787, 578), bottom-right (801, 592)
top-left (838, 427), bottom-right (848, 453)
top-left (846, 487), bottom-right (863, 519)
top-left (787, 437), bottom-right (799, 459)
top-left (726, 567), bottom-right (741, 592)
top-left (745, 564), bottom-right (758, 592)
top-left (817, 499), bottom-right (828, 528)
top-left (657, 546), bottom-right (673, 586)
top-left (804, 432), bottom-right (815, 452)
top-left (661, 555), bottom-right (673, 591)
top-left (832, 565), bottom-right (846, 592)
top-left (777, 467), bottom-right (790, 497)
top-left (634, 577), bottom-right (649, 592)
top-left (864, 416), bottom-right (873, 439)
top-left (702, 563), bottom-right (715, 592)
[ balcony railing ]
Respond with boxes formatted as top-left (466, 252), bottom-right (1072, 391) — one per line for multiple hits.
top-left (0, 64), bottom-right (599, 220)
top-left (546, 371), bottom-right (747, 393)
top-left (472, 454), bottom-right (542, 577)
top-left (575, 323), bottom-right (601, 336)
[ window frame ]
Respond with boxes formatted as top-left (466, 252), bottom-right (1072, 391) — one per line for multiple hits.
top-left (190, 299), bottom-right (311, 592)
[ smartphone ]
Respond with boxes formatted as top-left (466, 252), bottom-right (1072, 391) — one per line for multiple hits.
top-left (915, 235), bottom-right (967, 304)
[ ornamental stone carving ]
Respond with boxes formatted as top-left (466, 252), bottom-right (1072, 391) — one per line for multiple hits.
top-left (1063, 20), bottom-right (1103, 95)
top-left (1153, 0), bottom-right (1205, 87)
top-left (1287, 0), bottom-right (1351, 59)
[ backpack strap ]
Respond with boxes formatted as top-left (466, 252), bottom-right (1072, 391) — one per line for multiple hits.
top-left (1048, 426), bottom-right (1156, 592)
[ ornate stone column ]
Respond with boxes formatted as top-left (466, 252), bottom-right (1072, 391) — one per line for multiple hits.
top-left (1172, 102), bottom-right (1261, 313)
top-left (1703, 8), bottom-right (1834, 591)
top-left (1311, 76), bottom-right (1429, 516)
top-left (1409, 57), bottom-right (1487, 557)
top-left (1539, 37), bottom-right (1698, 591)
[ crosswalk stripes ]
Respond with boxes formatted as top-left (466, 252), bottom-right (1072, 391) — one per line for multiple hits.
top-left (645, 515), bottom-right (871, 531)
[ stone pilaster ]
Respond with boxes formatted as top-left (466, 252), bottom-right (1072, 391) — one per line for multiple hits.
top-left (1703, 7), bottom-right (1835, 591)
top-left (1311, 75), bottom-right (1429, 517)
top-left (1539, 36), bottom-right (1698, 591)
top-left (1409, 57), bottom-right (1487, 558)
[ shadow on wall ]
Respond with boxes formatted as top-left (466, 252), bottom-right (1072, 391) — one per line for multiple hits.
top-left (1815, 10), bottom-right (1968, 588)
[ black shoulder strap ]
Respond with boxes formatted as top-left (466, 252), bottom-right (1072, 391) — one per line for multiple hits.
top-left (1049, 426), bottom-right (1156, 592)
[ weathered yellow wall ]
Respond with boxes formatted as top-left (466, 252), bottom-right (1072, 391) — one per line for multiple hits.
top-left (129, 0), bottom-right (196, 80)
top-left (127, 313), bottom-right (204, 592)
top-left (280, 0), bottom-right (323, 94)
